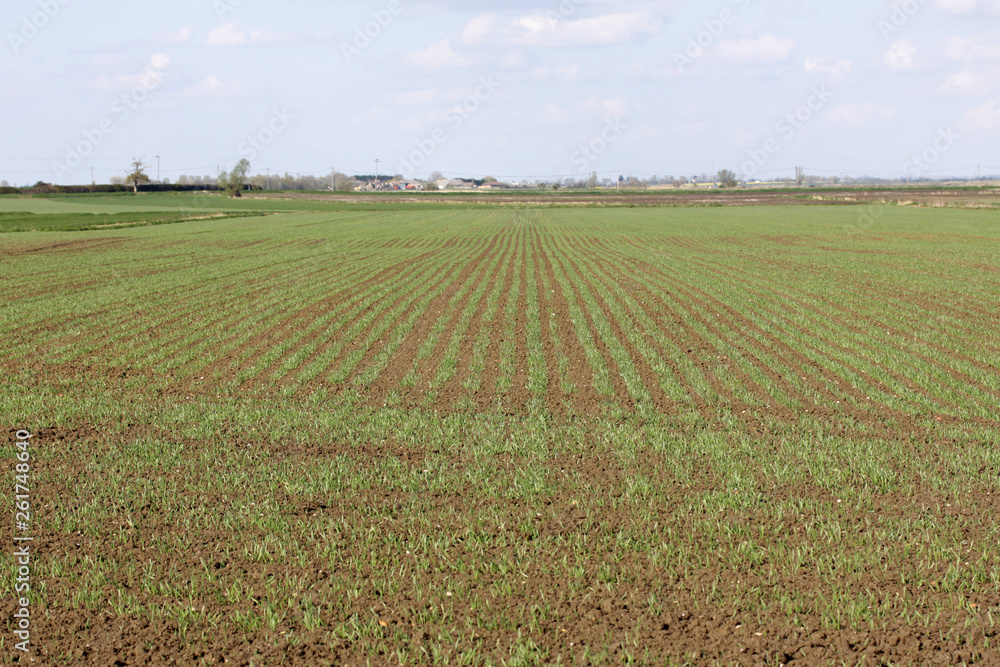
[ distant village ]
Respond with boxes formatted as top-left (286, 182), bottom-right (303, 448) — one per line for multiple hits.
top-left (356, 177), bottom-right (530, 192)
top-left (8, 167), bottom-right (995, 196)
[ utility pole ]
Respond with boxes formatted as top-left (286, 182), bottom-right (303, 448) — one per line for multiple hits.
top-left (155, 155), bottom-right (161, 183)
top-left (977, 164), bottom-right (980, 184)
top-left (905, 157), bottom-right (910, 184)
top-left (374, 158), bottom-right (381, 188)
top-left (331, 167), bottom-right (335, 191)
top-left (266, 168), bottom-right (270, 190)
top-left (617, 169), bottom-right (620, 193)
top-left (91, 167), bottom-right (95, 186)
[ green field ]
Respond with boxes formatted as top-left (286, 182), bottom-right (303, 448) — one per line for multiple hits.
top-left (1, 192), bottom-right (999, 665)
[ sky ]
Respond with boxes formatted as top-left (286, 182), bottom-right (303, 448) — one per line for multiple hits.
top-left (2, 0), bottom-right (1000, 186)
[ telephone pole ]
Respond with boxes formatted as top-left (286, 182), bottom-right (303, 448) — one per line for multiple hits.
top-left (155, 155), bottom-right (161, 183)
top-left (374, 158), bottom-right (381, 188)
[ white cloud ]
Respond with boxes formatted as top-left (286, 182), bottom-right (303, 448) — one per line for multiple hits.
top-left (90, 53), bottom-right (130, 67)
top-left (826, 103), bottom-right (898, 126)
top-left (460, 12), bottom-right (661, 48)
top-left (206, 23), bottom-right (293, 47)
top-left (391, 89), bottom-right (439, 106)
top-left (804, 57), bottom-right (852, 78)
top-left (461, 14), bottom-right (499, 45)
top-left (149, 53), bottom-right (170, 71)
top-left (717, 34), bottom-right (796, 63)
top-left (935, 0), bottom-right (980, 13)
top-left (942, 66), bottom-right (999, 94)
top-left (962, 98), bottom-right (1000, 130)
top-left (510, 64), bottom-right (580, 82)
top-left (587, 96), bottom-right (629, 119)
top-left (943, 35), bottom-right (1000, 61)
top-left (500, 50), bottom-right (530, 68)
top-left (884, 40), bottom-right (918, 70)
top-left (155, 26), bottom-right (194, 45)
top-left (934, 0), bottom-right (1000, 16)
top-left (180, 75), bottom-right (245, 98)
top-left (539, 102), bottom-right (568, 123)
top-left (405, 38), bottom-right (473, 68)
top-left (80, 54), bottom-right (171, 92)
top-left (536, 96), bottom-right (628, 124)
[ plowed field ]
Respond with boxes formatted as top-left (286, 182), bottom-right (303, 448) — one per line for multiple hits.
top-left (2, 195), bottom-right (1000, 665)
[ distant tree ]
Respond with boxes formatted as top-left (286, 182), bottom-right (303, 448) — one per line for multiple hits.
top-left (219, 159), bottom-right (251, 197)
top-left (423, 181), bottom-right (439, 191)
top-left (336, 179), bottom-right (356, 192)
top-left (795, 166), bottom-right (805, 186)
top-left (127, 157), bottom-right (150, 193)
top-left (428, 171), bottom-right (444, 182)
top-left (0, 180), bottom-right (8, 187)
top-left (110, 175), bottom-right (125, 186)
top-left (586, 171), bottom-right (598, 188)
top-left (717, 169), bottom-right (738, 188)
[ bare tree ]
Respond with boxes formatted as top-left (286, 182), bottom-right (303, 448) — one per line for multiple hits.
top-left (795, 166), bottom-right (805, 186)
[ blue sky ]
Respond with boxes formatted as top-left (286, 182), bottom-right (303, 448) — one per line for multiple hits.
top-left (3, 0), bottom-right (999, 185)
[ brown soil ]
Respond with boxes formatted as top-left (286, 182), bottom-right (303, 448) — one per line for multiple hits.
top-left (246, 187), bottom-right (1000, 209)
top-left (5, 208), bottom-right (1000, 665)
top-left (4, 421), bottom-right (998, 665)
